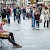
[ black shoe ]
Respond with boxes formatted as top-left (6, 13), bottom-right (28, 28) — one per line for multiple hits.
top-left (18, 21), bottom-right (19, 24)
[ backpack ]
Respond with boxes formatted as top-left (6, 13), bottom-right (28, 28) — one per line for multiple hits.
top-left (16, 9), bottom-right (20, 15)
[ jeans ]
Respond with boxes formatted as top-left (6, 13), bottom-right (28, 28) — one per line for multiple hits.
top-left (7, 15), bottom-right (10, 24)
top-left (23, 13), bottom-right (25, 19)
top-left (17, 15), bottom-right (21, 24)
top-left (14, 16), bottom-right (16, 22)
top-left (36, 20), bottom-right (39, 28)
top-left (32, 17), bottom-right (35, 28)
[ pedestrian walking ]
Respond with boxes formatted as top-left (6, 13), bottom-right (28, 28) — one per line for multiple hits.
top-left (31, 7), bottom-right (36, 29)
top-left (16, 7), bottom-right (21, 24)
top-left (26, 5), bottom-right (30, 19)
top-left (13, 6), bottom-right (16, 22)
top-left (1, 8), bottom-right (6, 20)
top-left (6, 6), bottom-right (11, 24)
top-left (22, 7), bottom-right (26, 19)
top-left (34, 9), bottom-right (40, 28)
top-left (44, 6), bottom-right (49, 28)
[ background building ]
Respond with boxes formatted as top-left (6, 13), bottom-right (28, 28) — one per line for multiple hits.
top-left (25, 0), bottom-right (30, 5)
top-left (43, 0), bottom-right (50, 6)
top-left (30, 0), bottom-right (36, 4)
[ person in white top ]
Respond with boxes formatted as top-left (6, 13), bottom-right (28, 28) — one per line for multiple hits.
top-left (26, 5), bottom-right (30, 19)
top-left (44, 6), bottom-right (49, 28)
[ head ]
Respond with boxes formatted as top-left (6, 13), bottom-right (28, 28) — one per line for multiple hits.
top-left (45, 6), bottom-right (48, 10)
top-left (18, 7), bottom-right (19, 9)
top-left (33, 7), bottom-right (36, 10)
top-left (2, 18), bottom-right (7, 25)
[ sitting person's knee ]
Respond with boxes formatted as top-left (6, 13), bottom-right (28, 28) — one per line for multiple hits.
top-left (9, 32), bottom-right (13, 36)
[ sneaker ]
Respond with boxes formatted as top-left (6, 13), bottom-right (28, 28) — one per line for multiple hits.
top-left (13, 44), bottom-right (22, 48)
top-left (32, 27), bottom-right (35, 30)
top-left (36, 28), bottom-right (40, 30)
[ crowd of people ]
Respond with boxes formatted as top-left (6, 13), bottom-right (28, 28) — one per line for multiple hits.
top-left (1, 4), bottom-right (49, 28)
top-left (0, 4), bottom-right (50, 47)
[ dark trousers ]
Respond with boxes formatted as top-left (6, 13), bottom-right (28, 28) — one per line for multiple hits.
top-left (23, 13), bottom-right (25, 19)
top-left (0, 32), bottom-right (17, 46)
top-left (2, 15), bottom-right (6, 20)
top-left (17, 15), bottom-right (21, 24)
top-left (36, 20), bottom-right (39, 28)
top-left (14, 15), bottom-right (16, 22)
top-left (44, 20), bottom-right (49, 28)
top-left (7, 15), bottom-right (10, 24)
top-left (14, 16), bottom-right (16, 22)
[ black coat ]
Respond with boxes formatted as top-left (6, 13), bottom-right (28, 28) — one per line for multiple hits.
top-left (1, 9), bottom-right (6, 19)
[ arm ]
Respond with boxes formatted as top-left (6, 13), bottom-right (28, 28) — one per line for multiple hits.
top-left (0, 30), bottom-right (9, 33)
top-left (47, 10), bottom-right (49, 19)
top-left (0, 22), bottom-right (6, 25)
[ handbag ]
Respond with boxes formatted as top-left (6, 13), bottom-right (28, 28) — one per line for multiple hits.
top-left (0, 33), bottom-right (9, 38)
top-left (39, 19), bottom-right (42, 23)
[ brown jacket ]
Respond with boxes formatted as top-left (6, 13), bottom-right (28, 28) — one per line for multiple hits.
top-left (34, 10), bottom-right (40, 20)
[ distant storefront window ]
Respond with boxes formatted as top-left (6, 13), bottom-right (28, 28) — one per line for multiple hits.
top-left (38, 0), bottom-right (43, 2)
top-left (48, 1), bottom-right (50, 5)
top-left (5, 0), bottom-right (17, 1)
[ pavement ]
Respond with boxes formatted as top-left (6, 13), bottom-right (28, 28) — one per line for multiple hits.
top-left (0, 14), bottom-right (50, 50)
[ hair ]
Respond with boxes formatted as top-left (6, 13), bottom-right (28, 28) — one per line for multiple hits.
top-left (18, 7), bottom-right (19, 9)
top-left (45, 6), bottom-right (48, 9)
top-left (33, 7), bottom-right (35, 8)
top-left (2, 18), bottom-right (7, 23)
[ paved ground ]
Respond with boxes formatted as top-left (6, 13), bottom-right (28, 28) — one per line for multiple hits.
top-left (0, 14), bottom-right (50, 50)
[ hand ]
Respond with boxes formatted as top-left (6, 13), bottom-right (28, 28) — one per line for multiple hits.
top-left (4, 31), bottom-right (9, 33)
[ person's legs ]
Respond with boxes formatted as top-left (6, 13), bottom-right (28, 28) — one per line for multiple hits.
top-left (36, 21), bottom-right (38, 28)
top-left (9, 32), bottom-right (15, 42)
top-left (23, 13), bottom-right (25, 19)
top-left (38, 21), bottom-right (39, 28)
top-left (19, 15), bottom-right (21, 23)
top-left (0, 37), bottom-right (17, 47)
top-left (47, 20), bottom-right (49, 28)
top-left (17, 15), bottom-right (20, 24)
top-left (32, 18), bottom-right (35, 28)
top-left (0, 32), bottom-right (22, 48)
top-left (28, 13), bottom-right (29, 19)
top-left (8, 36), bottom-right (17, 46)
top-left (14, 16), bottom-right (16, 22)
top-left (32, 18), bottom-right (34, 27)
top-left (7, 15), bottom-right (10, 24)
top-left (8, 32), bottom-right (22, 47)
top-left (19, 15), bottom-right (21, 21)
top-left (8, 18), bottom-right (10, 24)
top-left (44, 21), bottom-right (46, 27)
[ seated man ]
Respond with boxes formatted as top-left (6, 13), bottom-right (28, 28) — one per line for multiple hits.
top-left (0, 18), bottom-right (22, 48)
